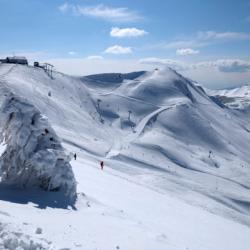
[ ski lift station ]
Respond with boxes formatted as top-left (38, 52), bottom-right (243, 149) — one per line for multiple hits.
top-left (0, 56), bottom-right (28, 65)
top-left (34, 62), bottom-right (54, 78)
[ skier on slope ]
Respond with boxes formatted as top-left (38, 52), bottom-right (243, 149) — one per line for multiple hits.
top-left (100, 161), bottom-right (104, 170)
top-left (74, 153), bottom-right (77, 160)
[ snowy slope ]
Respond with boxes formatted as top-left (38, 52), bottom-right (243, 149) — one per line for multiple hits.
top-left (0, 63), bottom-right (250, 249)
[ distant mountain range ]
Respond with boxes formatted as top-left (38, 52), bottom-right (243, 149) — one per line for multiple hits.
top-left (206, 84), bottom-right (250, 110)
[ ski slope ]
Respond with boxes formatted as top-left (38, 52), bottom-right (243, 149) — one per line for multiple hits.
top-left (0, 63), bottom-right (250, 249)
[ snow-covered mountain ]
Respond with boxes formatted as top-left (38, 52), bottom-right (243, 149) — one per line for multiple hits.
top-left (0, 63), bottom-right (250, 250)
top-left (207, 84), bottom-right (250, 110)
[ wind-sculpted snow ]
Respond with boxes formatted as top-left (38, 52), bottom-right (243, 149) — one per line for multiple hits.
top-left (0, 94), bottom-right (76, 199)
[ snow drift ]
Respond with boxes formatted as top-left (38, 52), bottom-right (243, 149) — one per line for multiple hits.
top-left (0, 94), bottom-right (76, 199)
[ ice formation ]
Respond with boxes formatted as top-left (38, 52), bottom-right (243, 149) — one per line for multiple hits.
top-left (0, 94), bottom-right (76, 199)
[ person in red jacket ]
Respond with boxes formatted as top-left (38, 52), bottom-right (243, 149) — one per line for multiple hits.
top-left (100, 161), bottom-right (104, 170)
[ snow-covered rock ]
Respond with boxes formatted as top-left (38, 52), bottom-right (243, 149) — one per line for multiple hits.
top-left (0, 222), bottom-right (51, 250)
top-left (35, 227), bottom-right (42, 234)
top-left (0, 94), bottom-right (76, 199)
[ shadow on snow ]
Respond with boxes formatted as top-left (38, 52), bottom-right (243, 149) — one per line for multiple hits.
top-left (0, 184), bottom-right (77, 210)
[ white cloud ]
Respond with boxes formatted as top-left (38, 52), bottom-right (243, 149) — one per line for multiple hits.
top-left (160, 31), bottom-right (250, 49)
top-left (59, 3), bottom-right (70, 13)
top-left (59, 3), bottom-right (141, 22)
top-left (139, 57), bottom-right (250, 73)
top-left (86, 55), bottom-right (104, 60)
top-left (139, 58), bottom-right (187, 71)
top-left (196, 59), bottom-right (250, 73)
top-left (68, 51), bottom-right (76, 55)
top-left (197, 31), bottom-right (250, 41)
top-left (139, 57), bottom-right (250, 88)
top-left (176, 48), bottom-right (199, 56)
top-left (104, 45), bottom-right (133, 54)
top-left (110, 27), bottom-right (148, 38)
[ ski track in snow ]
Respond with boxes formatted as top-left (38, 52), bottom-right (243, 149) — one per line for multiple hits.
top-left (106, 104), bottom-right (182, 159)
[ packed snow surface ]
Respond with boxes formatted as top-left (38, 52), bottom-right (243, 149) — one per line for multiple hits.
top-left (0, 63), bottom-right (250, 249)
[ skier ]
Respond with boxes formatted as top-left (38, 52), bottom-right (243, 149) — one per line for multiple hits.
top-left (74, 153), bottom-right (77, 160)
top-left (209, 150), bottom-right (212, 158)
top-left (100, 161), bottom-right (104, 170)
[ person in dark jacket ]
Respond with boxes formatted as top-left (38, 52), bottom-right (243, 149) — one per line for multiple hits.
top-left (100, 161), bottom-right (104, 170)
top-left (74, 153), bottom-right (77, 160)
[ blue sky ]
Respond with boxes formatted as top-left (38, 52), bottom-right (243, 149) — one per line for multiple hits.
top-left (1, 0), bottom-right (250, 88)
